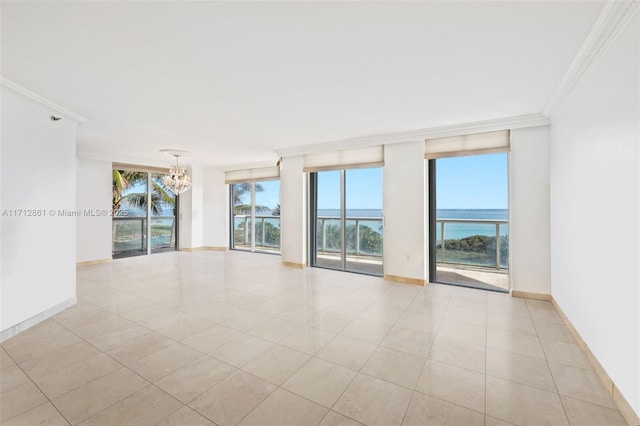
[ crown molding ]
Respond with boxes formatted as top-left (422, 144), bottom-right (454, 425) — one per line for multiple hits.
top-left (544, 0), bottom-right (639, 117)
top-left (1, 76), bottom-right (87, 123)
top-left (275, 113), bottom-right (550, 158)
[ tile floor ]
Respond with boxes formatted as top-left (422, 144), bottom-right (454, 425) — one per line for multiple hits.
top-left (0, 251), bottom-right (629, 426)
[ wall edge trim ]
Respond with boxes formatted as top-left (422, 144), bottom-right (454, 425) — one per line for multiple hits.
top-left (282, 261), bottom-right (305, 269)
top-left (550, 297), bottom-right (640, 426)
top-left (0, 297), bottom-right (77, 343)
top-left (76, 258), bottom-right (112, 267)
top-left (384, 274), bottom-right (427, 286)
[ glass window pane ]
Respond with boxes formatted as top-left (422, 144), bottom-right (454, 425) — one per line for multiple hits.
top-left (255, 180), bottom-right (280, 253)
top-left (150, 173), bottom-right (177, 253)
top-left (231, 182), bottom-right (252, 250)
top-left (112, 170), bottom-right (147, 257)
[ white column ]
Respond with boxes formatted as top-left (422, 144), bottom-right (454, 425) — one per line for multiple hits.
top-left (383, 141), bottom-right (428, 285)
top-left (510, 125), bottom-right (551, 297)
top-left (202, 168), bottom-right (229, 250)
top-left (180, 165), bottom-right (204, 250)
top-left (280, 155), bottom-right (306, 267)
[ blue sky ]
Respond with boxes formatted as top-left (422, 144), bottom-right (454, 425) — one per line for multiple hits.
top-left (436, 153), bottom-right (508, 209)
top-left (317, 168), bottom-right (383, 210)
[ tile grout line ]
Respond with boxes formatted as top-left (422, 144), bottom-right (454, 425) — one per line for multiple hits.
top-left (1, 349), bottom-right (73, 426)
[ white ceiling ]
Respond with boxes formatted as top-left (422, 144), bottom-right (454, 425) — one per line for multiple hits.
top-left (1, 1), bottom-right (604, 168)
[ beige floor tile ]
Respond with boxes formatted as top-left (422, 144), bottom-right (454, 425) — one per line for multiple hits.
top-left (238, 388), bottom-right (328, 426)
top-left (340, 319), bottom-right (392, 345)
top-left (1, 402), bottom-right (69, 426)
top-left (188, 370), bottom-right (276, 426)
top-left (561, 396), bottom-right (628, 426)
top-left (278, 326), bottom-right (335, 355)
top-left (395, 311), bottom-right (442, 335)
top-left (33, 352), bottom-right (122, 398)
top-left (128, 343), bottom-right (201, 382)
top-left (429, 336), bottom-right (486, 373)
top-left (548, 362), bottom-right (617, 408)
top-left (487, 313), bottom-right (537, 336)
top-left (486, 328), bottom-right (545, 359)
top-left (403, 391), bottom-right (484, 426)
top-left (17, 341), bottom-right (101, 380)
top-left (534, 321), bottom-right (575, 343)
top-left (222, 310), bottom-right (271, 332)
top-left (333, 374), bottom-right (412, 426)
top-left (540, 338), bottom-right (592, 369)
top-left (1, 358), bottom-right (31, 392)
top-left (84, 322), bottom-right (155, 352)
top-left (210, 334), bottom-right (274, 367)
top-left (156, 355), bottom-right (236, 403)
top-left (319, 410), bottom-right (364, 426)
top-left (156, 406), bottom-right (216, 426)
top-left (486, 376), bottom-right (569, 426)
top-left (181, 324), bottom-right (241, 353)
top-left (380, 327), bottom-right (435, 358)
top-left (485, 415), bottom-right (517, 425)
top-left (246, 318), bottom-right (303, 343)
top-left (79, 384), bottom-right (182, 426)
top-left (526, 300), bottom-right (564, 325)
top-left (358, 306), bottom-right (404, 326)
top-left (308, 312), bottom-right (354, 334)
top-left (416, 359), bottom-right (485, 413)
top-left (443, 306), bottom-right (487, 326)
top-left (315, 335), bottom-right (377, 371)
top-left (242, 344), bottom-right (310, 386)
top-left (2, 320), bottom-right (69, 349)
top-left (3, 329), bottom-right (84, 363)
top-left (0, 380), bottom-right (48, 422)
top-left (106, 331), bottom-right (175, 365)
top-left (486, 348), bottom-right (556, 392)
top-left (51, 367), bottom-right (148, 425)
top-left (361, 347), bottom-right (425, 389)
top-left (153, 315), bottom-right (216, 341)
top-left (437, 319), bottom-right (486, 346)
top-left (283, 358), bottom-right (356, 408)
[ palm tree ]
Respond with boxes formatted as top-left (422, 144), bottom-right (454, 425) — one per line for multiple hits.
top-left (232, 182), bottom-right (270, 214)
top-left (112, 170), bottom-right (176, 252)
top-left (113, 170), bottom-right (175, 215)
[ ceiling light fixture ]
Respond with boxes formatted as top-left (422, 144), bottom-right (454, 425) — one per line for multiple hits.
top-left (160, 149), bottom-right (192, 195)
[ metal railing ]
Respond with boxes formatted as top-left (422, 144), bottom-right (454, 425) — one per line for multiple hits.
top-left (436, 218), bottom-right (509, 270)
top-left (316, 216), bottom-right (383, 258)
top-left (112, 216), bottom-right (175, 254)
top-left (233, 215), bottom-right (281, 250)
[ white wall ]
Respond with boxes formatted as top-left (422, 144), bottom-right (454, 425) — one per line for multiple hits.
top-left (510, 126), bottom-right (551, 295)
top-left (383, 141), bottom-right (427, 283)
top-left (180, 165), bottom-right (204, 249)
top-left (1, 87), bottom-right (78, 334)
top-left (280, 155), bottom-right (306, 266)
top-left (76, 158), bottom-right (112, 262)
top-left (203, 168), bottom-right (229, 249)
top-left (549, 11), bottom-right (639, 417)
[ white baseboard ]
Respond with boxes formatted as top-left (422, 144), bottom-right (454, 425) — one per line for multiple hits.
top-left (0, 297), bottom-right (77, 343)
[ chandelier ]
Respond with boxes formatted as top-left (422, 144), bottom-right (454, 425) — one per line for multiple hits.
top-left (160, 150), bottom-right (192, 195)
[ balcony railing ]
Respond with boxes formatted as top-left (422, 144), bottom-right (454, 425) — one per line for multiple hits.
top-left (316, 216), bottom-right (383, 258)
top-left (436, 218), bottom-right (509, 270)
top-left (112, 216), bottom-right (176, 254)
top-left (233, 215), bottom-right (281, 251)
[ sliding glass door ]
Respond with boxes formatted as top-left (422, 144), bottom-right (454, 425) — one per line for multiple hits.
top-left (428, 153), bottom-right (509, 292)
top-left (310, 167), bottom-right (383, 276)
top-left (230, 180), bottom-right (281, 253)
top-left (112, 169), bottom-right (178, 259)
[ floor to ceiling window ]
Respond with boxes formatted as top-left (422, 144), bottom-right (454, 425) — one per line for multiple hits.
top-left (112, 168), bottom-right (178, 259)
top-left (230, 180), bottom-right (281, 254)
top-left (309, 167), bottom-right (383, 276)
top-left (426, 131), bottom-right (510, 292)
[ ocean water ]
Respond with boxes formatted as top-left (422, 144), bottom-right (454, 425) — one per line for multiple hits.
top-left (317, 208), bottom-right (508, 240)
